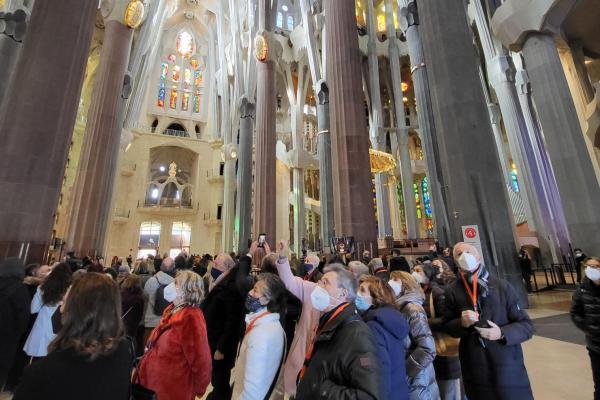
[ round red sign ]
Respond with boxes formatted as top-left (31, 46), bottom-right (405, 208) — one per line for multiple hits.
top-left (464, 227), bottom-right (477, 239)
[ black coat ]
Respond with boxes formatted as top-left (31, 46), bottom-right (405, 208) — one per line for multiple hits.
top-left (444, 274), bottom-right (534, 400)
top-left (13, 338), bottom-right (133, 400)
top-left (296, 303), bottom-right (383, 400)
top-left (0, 277), bottom-right (30, 384)
top-left (571, 277), bottom-right (600, 353)
top-left (201, 265), bottom-right (245, 367)
top-left (121, 289), bottom-right (145, 338)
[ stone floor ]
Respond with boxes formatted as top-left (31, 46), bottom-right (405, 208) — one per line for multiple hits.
top-left (1, 289), bottom-right (593, 400)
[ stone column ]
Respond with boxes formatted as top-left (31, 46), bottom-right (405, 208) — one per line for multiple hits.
top-left (325, 0), bottom-right (377, 254)
top-left (0, 9), bottom-right (26, 106)
top-left (521, 33), bottom-right (600, 257)
top-left (253, 0), bottom-right (277, 246)
top-left (236, 98), bottom-right (255, 253)
top-left (66, 15), bottom-right (134, 257)
top-left (316, 81), bottom-right (335, 252)
top-left (0, 0), bottom-right (96, 263)
top-left (387, 2), bottom-right (418, 239)
top-left (398, 0), bottom-right (449, 243)
top-left (366, 0), bottom-right (392, 239)
top-left (418, 0), bottom-right (526, 301)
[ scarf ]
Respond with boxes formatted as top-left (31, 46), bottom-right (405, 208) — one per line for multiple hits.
top-left (462, 264), bottom-right (490, 298)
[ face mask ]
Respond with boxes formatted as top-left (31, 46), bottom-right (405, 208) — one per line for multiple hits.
top-left (388, 280), bottom-right (401, 297)
top-left (412, 271), bottom-right (429, 285)
top-left (310, 285), bottom-right (332, 312)
top-left (163, 282), bottom-right (178, 303)
top-left (211, 267), bottom-right (223, 280)
top-left (304, 263), bottom-right (315, 272)
top-left (245, 294), bottom-right (264, 313)
top-left (575, 252), bottom-right (583, 258)
top-left (355, 294), bottom-right (371, 311)
top-left (585, 267), bottom-right (600, 282)
top-left (458, 252), bottom-right (479, 272)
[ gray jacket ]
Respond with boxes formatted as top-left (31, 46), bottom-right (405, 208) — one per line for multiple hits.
top-left (397, 291), bottom-right (439, 400)
top-left (143, 271), bottom-right (174, 328)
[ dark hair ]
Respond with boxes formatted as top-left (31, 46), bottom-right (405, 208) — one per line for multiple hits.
top-left (49, 273), bottom-right (123, 360)
top-left (389, 256), bottom-right (411, 273)
top-left (104, 268), bottom-right (118, 280)
top-left (120, 274), bottom-right (143, 295)
top-left (174, 255), bottom-right (186, 270)
top-left (25, 263), bottom-right (41, 277)
top-left (260, 254), bottom-right (278, 274)
top-left (359, 275), bottom-right (397, 307)
top-left (0, 257), bottom-right (25, 280)
top-left (258, 273), bottom-right (287, 315)
top-left (41, 263), bottom-right (73, 305)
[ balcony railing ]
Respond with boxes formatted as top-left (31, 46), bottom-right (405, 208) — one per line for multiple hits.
top-left (163, 129), bottom-right (189, 138)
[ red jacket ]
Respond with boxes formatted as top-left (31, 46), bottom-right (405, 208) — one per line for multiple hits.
top-left (138, 304), bottom-right (212, 400)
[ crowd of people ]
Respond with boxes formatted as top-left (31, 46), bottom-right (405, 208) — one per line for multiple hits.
top-left (0, 239), bottom-right (598, 399)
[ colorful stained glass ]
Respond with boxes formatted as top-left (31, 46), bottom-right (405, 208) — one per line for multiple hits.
top-left (160, 63), bottom-right (168, 80)
top-left (511, 169), bottom-right (520, 192)
top-left (167, 54), bottom-right (176, 63)
top-left (194, 70), bottom-right (203, 86)
top-left (414, 182), bottom-right (422, 219)
top-left (184, 68), bottom-right (192, 89)
top-left (193, 90), bottom-right (201, 113)
top-left (169, 88), bottom-right (178, 109)
top-left (190, 58), bottom-right (199, 69)
top-left (421, 177), bottom-right (432, 218)
top-left (157, 83), bottom-right (165, 107)
top-left (182, 92), bottom-right (189, 111)
top-left (176, 31), bottom-right (194, 58)
top-left (172, 65), bottom-right (180, 83)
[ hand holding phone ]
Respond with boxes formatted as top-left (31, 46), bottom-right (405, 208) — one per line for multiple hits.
top-left (258, 233), bottom-right (266, 248)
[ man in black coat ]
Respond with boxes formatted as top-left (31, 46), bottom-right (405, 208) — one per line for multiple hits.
top-left (296, 264), bottom-right (382, 399)
top-left (0, 257), bottom-right (30, 390)
top-left (201, 254), bottom-right (247, 400)
top-left (443, 243), bottom-right (534, 400)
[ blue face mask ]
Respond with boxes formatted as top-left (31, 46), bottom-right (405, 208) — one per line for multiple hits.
top-left (355, 294), bottom-right (371, 311)
top-left (245, 295), bottom-right (263, 313)
top-left (211, 267), bottom-right (223, 280)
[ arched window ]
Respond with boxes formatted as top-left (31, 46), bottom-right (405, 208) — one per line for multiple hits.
top-left (287, 15), bottom-right (294, 31)
top-left (511, 164), bottom-right (520, 192)
top-left (170, 222), bottom-right (191, 257)
top-left (138, 221), bottom-right (161, 259)
top-left (156, 30), bottom-right (204, 116)
top-left (276, 12), bottom-right (283, 28)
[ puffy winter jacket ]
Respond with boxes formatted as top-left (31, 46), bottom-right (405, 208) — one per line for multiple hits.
top-left (362, 306), bottom-right (410, 400)
top-left (397, 292), bottom-right (439, 400)
top-left (571, 277), bottom-right (600, 353)
top-left (296, 303), bottom-right (383, 400)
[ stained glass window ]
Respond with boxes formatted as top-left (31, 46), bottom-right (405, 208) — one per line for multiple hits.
top-left (421, 177), bottom-right (432, 218)
top-left (172, 65), bottom-right (180, 82)
top-left (276, 12), bottom-right (283, 28)
top-left (287, 15), bottom-right (294, 31)
top-left (167, 54), bottom-right (176, 63)
top-left (170, 87), bottom-right (178, 109)
top-left (160, 63), bottom-right (169, 80)
top-left (176, 31), bottom-right (194, 58)
top-left (157, 83), bottom-right (165, 107)
top-left (190, 58), bottom-right (199, 69)
top-left (194, 70), bottom-right (203, 86)
top-left (511, 166), bottom-right (520, 192)
top-left (377, 14), bottom-right (386, 32)
top-left (182, 92), bottom-right (189, 111)
top-left (184, 68), bottom-right (192, 90)
top-left (193, 89), bottom-right (201, 113)
top-left (414, 182), bottom-right (422, 219)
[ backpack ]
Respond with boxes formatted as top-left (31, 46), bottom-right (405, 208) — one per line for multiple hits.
top-left (153, 277), bottom-right (171, 316)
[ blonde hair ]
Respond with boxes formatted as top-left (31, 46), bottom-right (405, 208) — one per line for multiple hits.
top-left (390, 270), bottom-right (424, 297)
top-left (176, 270), bottom-right (205, 307)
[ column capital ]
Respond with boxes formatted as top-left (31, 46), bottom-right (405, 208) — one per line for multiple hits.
top-left (240, 97), bottom-right (256, 119)
top-left (316, 79), bottom-right (329, 106)
top-left (399, 1), bottom-right (419, 33)
top-left (100, 0), bottom-right (146, 29)
top-left (0, 9), bottom-right (27, 42)
top-left (488, 54), bottom-right (516, 87)
top-left (490, 0), bottom-right (568, 51)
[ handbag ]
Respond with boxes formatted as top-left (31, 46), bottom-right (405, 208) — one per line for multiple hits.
top-left (127, 335), bottom-right (157, 400)
top-left (429, 293), bottom-right (460, 357)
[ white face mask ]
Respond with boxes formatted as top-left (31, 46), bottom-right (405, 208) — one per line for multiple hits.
top-left (585, 267), bottom-right (600, 282)
top-left (310, 285), bottom-right (333, 312)
top-left (458, 252), bottom-right (479, 272)
top-left (388, 280), bottom-right (402, 297)
top-left (412, 271), bottom-right (429, 285)
top-left (163, 282), bottom-right (178, 303)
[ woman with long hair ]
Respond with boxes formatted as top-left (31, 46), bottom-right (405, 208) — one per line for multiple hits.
top-left (355, 275), bottom-right (410, 400)
top-left (23, 263), bottom-right (72, 359)
top-left (390, 271), bottom-right (439, 400)
top-left (14, 273), bottom-right (133, 400)
top-left (231, 273), bottom-right (287, 399)
top-left (137, 270), bottom-right (212, 400)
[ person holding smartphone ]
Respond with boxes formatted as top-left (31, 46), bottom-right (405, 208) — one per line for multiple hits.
top-left (443, 242), bottom-right (534, 400)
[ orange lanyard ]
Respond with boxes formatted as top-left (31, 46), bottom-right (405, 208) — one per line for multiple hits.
top-left (460, 271), bottom-right (479, 313)
top-left (244, 311), bottom-right (270, 336)
top-left (298, 303), bottom-right (350, 381)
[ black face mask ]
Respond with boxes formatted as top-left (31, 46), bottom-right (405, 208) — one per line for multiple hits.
top-left (245, 295), bottom-right (263, 313)
top-left (211, 268), bottom-right (223, 280)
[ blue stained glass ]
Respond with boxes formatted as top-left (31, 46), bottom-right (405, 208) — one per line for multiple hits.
top-left (421, 177), bottom-right (432, 217)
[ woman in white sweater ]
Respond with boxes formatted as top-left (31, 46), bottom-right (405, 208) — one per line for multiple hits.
top-left (231, 273), bottom-right (287, 400)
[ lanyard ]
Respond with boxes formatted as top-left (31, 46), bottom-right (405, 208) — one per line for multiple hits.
top-left (298, 303), bottom-right (350, 382)
top-left (245, 311), bottom-right (270, 336)
top-left (460, 270), bottom-right (479, 313)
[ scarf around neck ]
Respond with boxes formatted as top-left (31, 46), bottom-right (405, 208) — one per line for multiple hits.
top-left (461, 264), bottom-right (490, 298)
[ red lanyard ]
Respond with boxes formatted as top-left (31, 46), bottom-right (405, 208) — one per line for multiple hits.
top-left (460, 271), bottom-right (479, 313)
top-left (298, 303), bottom-right (350, 381)
top-left (244, 311), bottom-right (270, 336)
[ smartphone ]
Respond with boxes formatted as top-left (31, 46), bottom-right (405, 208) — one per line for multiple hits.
top-left (258, 233), bottom-right (266, 247)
